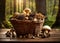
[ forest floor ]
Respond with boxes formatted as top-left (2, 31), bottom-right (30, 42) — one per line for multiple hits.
top-left (0, 28), bottom-right (60, 42)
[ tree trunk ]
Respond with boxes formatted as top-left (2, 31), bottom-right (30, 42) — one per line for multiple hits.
top-left (35, 0), bottom-right (46, 15)
top-left (52, 0), bottom-right (60, 28)
top-left (0, 0), bottom-right (6, 28)
top-left (23, 0), bottom-right (26, 9)
top-left (14, 0), bottom-right (16, 13)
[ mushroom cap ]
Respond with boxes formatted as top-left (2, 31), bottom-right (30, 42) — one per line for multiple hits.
top-left (14, 12), bottom-right (20, 15)
top-left (23, 8), bottom-right (31, 13)
top-left (43, 25), bottom-right (51, 30)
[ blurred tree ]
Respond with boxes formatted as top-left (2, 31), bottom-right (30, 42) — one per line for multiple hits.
top-left (45, 0), bottom-right (59, 27)
top-left (0, 0), bottom-right (6, 28)
top-left (23, 0), bottom-right (26, 9)
top-left (0, 0), bottom-right (13, 28)
top-left (52, 0), bottom-right (60, 28)
top-left (14, 0), bottom-right (16, 12)
top-left (35, 0), bottom-right (46, 15)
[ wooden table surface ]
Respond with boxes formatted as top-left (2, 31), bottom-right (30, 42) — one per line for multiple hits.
top-left (0, 29), bottom-right (60, 42)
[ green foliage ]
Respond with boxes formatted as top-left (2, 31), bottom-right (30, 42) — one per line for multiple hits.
top-left (3, 20), bottom-right (13, 28)
top-left (44, 19), bottom-right (55, 27)
top-left (45, 0), bottom-right (59, 27)
top-left (5, 14), bottom-right (13, 28)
